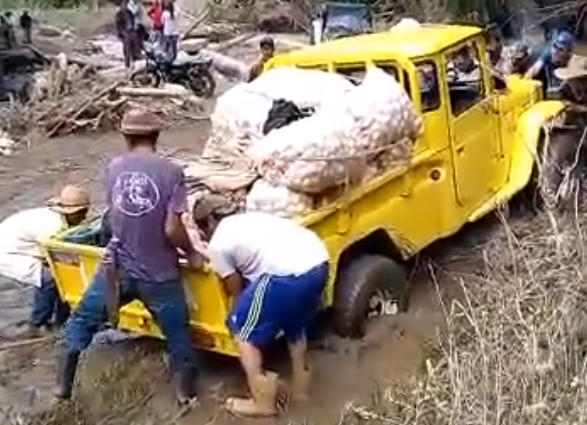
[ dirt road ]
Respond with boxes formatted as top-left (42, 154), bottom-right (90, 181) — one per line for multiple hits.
top-left (0, 122), bottom-right (486, 425)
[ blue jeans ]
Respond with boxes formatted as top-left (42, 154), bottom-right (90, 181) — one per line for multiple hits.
top-left (163, 34), bottom-right (179, 62)
top-left (31, 266), bottom-right (70, 328)
top-left (63, 269), bottom-right (198, 375)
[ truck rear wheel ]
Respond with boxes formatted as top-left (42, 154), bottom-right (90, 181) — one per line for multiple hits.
top-left (333, 255), bottom-right (409, 338)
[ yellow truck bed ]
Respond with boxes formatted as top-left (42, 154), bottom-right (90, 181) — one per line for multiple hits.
top-left (44, 226), bottom-right (239, 357)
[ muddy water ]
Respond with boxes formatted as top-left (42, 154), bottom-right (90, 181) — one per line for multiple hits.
top-left (0, 123), bottom-right (494, 424)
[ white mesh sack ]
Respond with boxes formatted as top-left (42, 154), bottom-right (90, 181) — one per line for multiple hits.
top-left (247, 66), bottom-right (354, 109)
top-left (246, 179), bottom-right (313, 218)
top-left (203, 67), bottom-right (353, 158)
top-left (254, 66), bottom-right (422, 193)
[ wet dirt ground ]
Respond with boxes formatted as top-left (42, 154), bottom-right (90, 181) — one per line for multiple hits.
top-left (0, 120), bottom-right (499, 425)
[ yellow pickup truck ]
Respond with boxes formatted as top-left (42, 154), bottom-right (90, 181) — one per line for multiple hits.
top-left (43, 23), bottom-right (568, 358)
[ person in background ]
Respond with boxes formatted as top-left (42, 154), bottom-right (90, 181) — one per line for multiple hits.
top-left (162, 0), bottom-right (179, 62)
top-left (147, 0), bottom-right (164, 41)
top-left (447, 45), bottom-right (480, 83)
top-left (19, 11), bottom-right (32, 44)
top-left (0, 185), bottom-right (91, 336)
top-left (248, 36), bottom-right (275, 82)
top-left (0, 16), bottom-right (11, 49)
top-left (194, 199), bottom-right (330, 417)
top-left (525, 31), bottom-right (575, 97)
top-left (116, 0), bottom-right (142, 69)
top-left (55, 108), bottom-right (203, 404)
top-left (554, 55), bottom-right (587, 106)
top-left (510, 43), bottom-right (533, 76)
top-left (4, 12), bottom-right (15, 46)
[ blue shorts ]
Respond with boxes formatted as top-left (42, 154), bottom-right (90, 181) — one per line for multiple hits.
top-left (227, 262), bottom-right (329, 347)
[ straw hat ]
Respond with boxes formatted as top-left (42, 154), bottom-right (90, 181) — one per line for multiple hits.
top-left (554, 55), bottom-right (587, 81)
top-left (47, 185), bottom-right (91, 215)
top-left (120, 107), bottom-right (163, 135)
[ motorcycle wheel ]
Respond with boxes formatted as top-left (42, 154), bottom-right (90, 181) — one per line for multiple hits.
top-left (130, 69), bottom-right (162, 88)
top-left (187, 71), bottom-right (216, 98)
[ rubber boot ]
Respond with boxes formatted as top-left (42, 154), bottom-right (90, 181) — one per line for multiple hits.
top-left (174, 368), bottom-right (197, 405)
top-left (291, 365), bottom-right (312, 402)
top-left (55, 351), bottom-right (80, 400)
top-left (226, 372), bottom-right (279, 417)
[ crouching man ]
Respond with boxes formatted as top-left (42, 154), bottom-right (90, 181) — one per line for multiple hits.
top-left (55, 108), bottom-right (203, 404)
top-left (0, 185), bottom-right (91, 336)
top-left (194, 197), bottom-right (330, 417)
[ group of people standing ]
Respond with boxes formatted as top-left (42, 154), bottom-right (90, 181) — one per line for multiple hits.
top-left (0, 10), bottom-right (32, 49)
top-left (116, 0), bottom-right (179, 69)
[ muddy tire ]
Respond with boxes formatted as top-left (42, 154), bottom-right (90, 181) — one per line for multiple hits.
top-left (188, 71), bottom-right (216, 98)
top-left (333, 255), bottom-right (408, 338)
top-left (130, 69), bottom-right (161, 88)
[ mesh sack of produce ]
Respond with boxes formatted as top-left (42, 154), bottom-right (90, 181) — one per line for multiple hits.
top-left (246, 179), bottom-right (313, 218)
top-left (370, 137), bottom-right (414, 173)
top-left (247, 67), bottom-right (353, 109)
top-left (254, 66), bottom-right (422, 193)
top-left (204, 85), bottom-right (274, 157)
top-left (204, 67), bottom-right (353, 157)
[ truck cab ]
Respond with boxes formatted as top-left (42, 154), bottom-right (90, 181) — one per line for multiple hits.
top-left (268, 24), bottom-right (564, 226)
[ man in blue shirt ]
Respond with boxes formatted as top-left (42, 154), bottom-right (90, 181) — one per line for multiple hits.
top-left (525, 31), bottom-right (575, 97)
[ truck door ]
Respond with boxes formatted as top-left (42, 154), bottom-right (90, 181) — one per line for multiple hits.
top-left (442, 40), bottom-right (501, 211)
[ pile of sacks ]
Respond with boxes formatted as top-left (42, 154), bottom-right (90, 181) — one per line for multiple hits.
top-left (204, 67), bottom-right (354, 158)
top-left (203, 65), bottom-right (423, 218)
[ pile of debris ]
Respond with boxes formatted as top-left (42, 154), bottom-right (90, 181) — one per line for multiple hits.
top-left (0, 52), bottom-right (203, 140)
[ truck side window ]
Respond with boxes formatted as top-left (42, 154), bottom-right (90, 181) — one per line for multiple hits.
top-left (417, 62), bottom-right (440, 111)
top-left (444, 43), bottom-right (485, 115)
top-left (336, 65), bottom-right (366, 85)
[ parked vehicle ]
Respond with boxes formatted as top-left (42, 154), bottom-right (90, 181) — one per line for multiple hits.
top-left (44, 24), bottom-right (575, 357)
top-left (131, 46), bottom-right (216, 98)
top-left (310, 2), bottom-right (373, 44)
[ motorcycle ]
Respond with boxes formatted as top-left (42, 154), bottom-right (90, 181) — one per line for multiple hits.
top-left (131, 46), bottom-right (216, 98)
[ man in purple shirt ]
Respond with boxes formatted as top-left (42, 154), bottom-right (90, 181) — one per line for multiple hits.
top-left (55, 108), bottom-right (203, 404)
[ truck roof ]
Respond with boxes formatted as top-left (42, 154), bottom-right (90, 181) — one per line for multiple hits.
top-left (272, 24), bottom-right (483, 65)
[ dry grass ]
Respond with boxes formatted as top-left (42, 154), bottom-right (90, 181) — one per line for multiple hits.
top-left (340, 202), bottom-right (587, 425)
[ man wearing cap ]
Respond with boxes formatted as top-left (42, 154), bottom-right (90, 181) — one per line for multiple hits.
top-left (56, 107), bottom-right (203, 404)
top-left (193, 197), bottom-right (329, 417)
top-left (0, 185), bottom-right (91, 336)
top-left (525, 31), bottom-right (575, 97)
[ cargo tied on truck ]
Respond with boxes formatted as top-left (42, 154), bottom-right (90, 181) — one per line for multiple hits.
top-left (43, 22), bottom-right (585, 358)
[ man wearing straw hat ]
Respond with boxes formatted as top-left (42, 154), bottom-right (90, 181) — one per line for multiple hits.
top-left (56, 107), bottom-right (203, 404)
top-left (554, 55), bottom-right (587, 106)
top-left (0, 184), bottom-right (91, 336)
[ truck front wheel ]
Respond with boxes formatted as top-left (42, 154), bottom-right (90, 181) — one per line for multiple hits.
top-left (333, 255), bottom-right (409, 338)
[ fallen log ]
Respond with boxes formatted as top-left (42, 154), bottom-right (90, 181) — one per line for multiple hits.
top-left (117, 85), bottom-right (190, 98)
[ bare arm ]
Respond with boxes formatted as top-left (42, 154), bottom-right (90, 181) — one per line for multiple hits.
top-left (524, 59), bottom-right (544, 79)
top-left (221, 272), bottom-right (244, 297)
top-left (164, 169), bottom-right (205, 267)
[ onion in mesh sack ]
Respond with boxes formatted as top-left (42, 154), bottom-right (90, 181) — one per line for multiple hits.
top-left (253, 66), bottom-right (422, 194)
top-left (246, 179), bottom-right (313, 218)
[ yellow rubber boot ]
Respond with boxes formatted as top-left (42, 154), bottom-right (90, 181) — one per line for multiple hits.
top-left (226, 372), bottom-right (279, 417)
top-left (291, 365), bottom-right (312, 402)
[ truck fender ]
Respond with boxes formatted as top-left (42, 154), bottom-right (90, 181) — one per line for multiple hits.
top-left (508, 100), bottom-right (567, 195)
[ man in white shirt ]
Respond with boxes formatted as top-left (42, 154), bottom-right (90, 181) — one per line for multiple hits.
top-left (0, 185), bottom-right (91, 336)
top-left (193, 196), bottom-right (330, 417)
